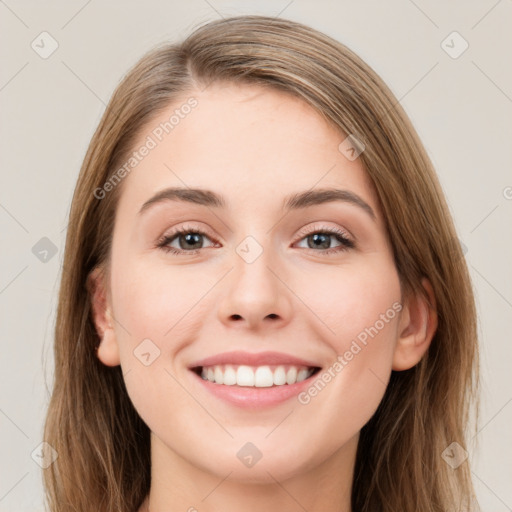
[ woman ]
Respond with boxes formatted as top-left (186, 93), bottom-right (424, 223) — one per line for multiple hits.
top-left (42, 15), bottom-right (480, 512)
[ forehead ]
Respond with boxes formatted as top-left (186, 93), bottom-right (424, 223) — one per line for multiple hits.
top-left (115, 82), bottom-right (378, 217)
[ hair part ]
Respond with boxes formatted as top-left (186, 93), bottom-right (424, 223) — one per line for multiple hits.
top-left (43, 15), bottom-right (480, 512)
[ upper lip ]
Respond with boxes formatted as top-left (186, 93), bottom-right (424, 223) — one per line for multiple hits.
top-left (188, 350), bottom-right (322, 369)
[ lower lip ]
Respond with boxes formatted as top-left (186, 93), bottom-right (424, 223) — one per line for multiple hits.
top-left (189, 370), bottom-right (319, 409)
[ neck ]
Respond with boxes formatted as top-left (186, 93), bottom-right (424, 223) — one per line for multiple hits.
top-left (138, 432), bottom-right (358, 512)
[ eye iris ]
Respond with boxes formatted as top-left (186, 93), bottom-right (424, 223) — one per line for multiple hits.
top-left (309, 233), bottom-right (330, 249)
top-left (180, 232), bottom-right (202, 250)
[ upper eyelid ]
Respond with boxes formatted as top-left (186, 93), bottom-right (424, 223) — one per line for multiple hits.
top-left (295, 223), bottom-right (353, 241)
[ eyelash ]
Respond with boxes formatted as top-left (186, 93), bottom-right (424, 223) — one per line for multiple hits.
top-left (155, 224), bottom-right (355, 256)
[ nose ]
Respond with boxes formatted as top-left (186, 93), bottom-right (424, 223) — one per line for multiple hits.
top-left (217, 245), bottom-right (294, 332)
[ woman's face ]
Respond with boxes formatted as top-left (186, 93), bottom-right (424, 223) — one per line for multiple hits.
top-left (95, 82), bottom-right (406, 483)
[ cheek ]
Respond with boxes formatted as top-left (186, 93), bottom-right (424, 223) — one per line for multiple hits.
top-left (109, 260), bottom-right (215, 426)
top-left (111, 258), bottom-right (216, 349)
top-left (292, 262), bottom-right (401, 436)
top-left (299, 261), bottom-right (401, 350)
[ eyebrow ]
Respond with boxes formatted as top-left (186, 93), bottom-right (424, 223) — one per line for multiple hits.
top-left (138, 186), bottom-right (376, 220)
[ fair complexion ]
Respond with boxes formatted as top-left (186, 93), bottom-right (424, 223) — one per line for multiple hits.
top-left (89, 82), bottom-right (437, 512)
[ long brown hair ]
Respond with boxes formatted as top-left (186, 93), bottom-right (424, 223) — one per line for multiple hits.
top-left (43, 15), bottom-right (480, 511)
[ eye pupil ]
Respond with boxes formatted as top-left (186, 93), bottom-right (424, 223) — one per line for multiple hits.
top-left (180, 233), bottom-right (202, 249)
top-left (309, 233), bottom-right (330, 249)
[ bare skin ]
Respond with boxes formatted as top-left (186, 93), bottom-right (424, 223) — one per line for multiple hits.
top-left (89, 82), bottom-right (437, 512)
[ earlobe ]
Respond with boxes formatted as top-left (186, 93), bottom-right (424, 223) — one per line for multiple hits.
top-left (87, 267), bottom-right (121, 367)
top-left (96, 330), bottom-right (121, 367)
top-left (392, 278), bottom-right (438, 371)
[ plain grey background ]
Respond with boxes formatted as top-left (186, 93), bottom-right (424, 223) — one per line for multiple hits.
top-left (1, 1), bottom-right (511, 510)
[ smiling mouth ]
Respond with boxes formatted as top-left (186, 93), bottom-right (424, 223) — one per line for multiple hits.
top-left (191, 364), bottom-right (322, 387)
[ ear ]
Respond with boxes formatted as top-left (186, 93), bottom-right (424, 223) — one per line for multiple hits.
top-left (87, 266), bottom-right (121, 367)
top-left (392, 277), bottom-right (438, 371)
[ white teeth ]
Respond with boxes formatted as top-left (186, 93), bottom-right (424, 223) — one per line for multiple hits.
top-left (273, 366), bottom-right (287, 385)
top-left (237, 365), bottom-right (254, 386)
top-left (286, 366), bottom-right (297, 385)
top-left (197, 364), bottom-right (317, 387)
top-left (214, 366), bottom-right (224, 385)
top-left (296, 368), bottom-right (310, 382)
top-left (254, 366), bottom-right (274, 387)
top-left (223, 365), bottom-right (237, 385)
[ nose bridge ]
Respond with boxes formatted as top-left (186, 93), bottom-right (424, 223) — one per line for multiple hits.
top-left (235, 234), bottom-right (275, 291)
top-left (217, 232), bottom-right (293, 329)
